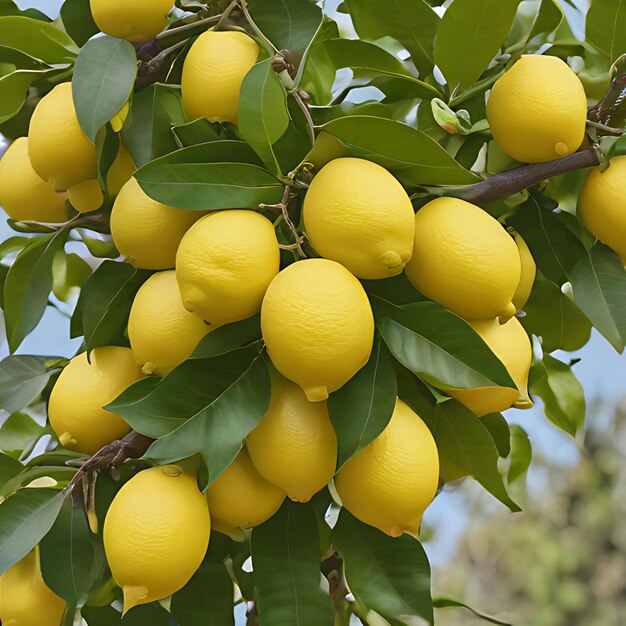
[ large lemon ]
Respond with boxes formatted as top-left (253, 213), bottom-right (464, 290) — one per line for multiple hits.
top-left (110, 178), bottom-right (202, 270)
top-left (303, 158), bottom-right (415, 279)
top-left (0, 549), bottom-right (66, 626)
top-left (0, 137), bottom-right (68, 223)
top-left (181, 31), bottom-right (259, 123)
top-left (512, 233), bottom-right (536, 311)
top-left (246, 376), bottom-right (337, 502)
top-left (90, 0), bottom-right (174, 43)
top-left (405, 197), bottom-right (521, 321)
top-left (128, 270), bottom-right (211, 376)
top-left (334, 399), bottom-right (439, 537)
top-left (261, 258), bottom-right (374, 402)
top-left (176, 210), bottom-right (280, 326)
top-left (103, 465), bottom-right (210, 613)
top-left (449, 317), bottom-right (533, 416)
top-left (487, 54), bottom-right (587, 163)
top-left (48, 346), bottom-right (143, 454)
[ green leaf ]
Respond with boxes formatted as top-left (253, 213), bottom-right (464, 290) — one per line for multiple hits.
top-left (52, 252), bottom-right (91, 302)
top-left (172, 118), bottom-right (224, 148)
top-left (0, 465), bottom-right (76, 499)
top-left (480, 412), bottom-right (511, 458)
top-left (0, 355), bottom-right (58, 414)
top-left (586, 0), bottom-right (626, 61)
top-left (0, 0), bottom-right (49, 19)
top-left (328, 334), bottom-right (397, 468)
top-left (82, 603), bottom-right (178, 625)
top-left (433, 598), bottom-right (512, 625)
top-left (507, 424), bottom-right (532, 485)
top-left (252, 500), bottom-right (334, 626)
top-left (0, 412), bottom-right (46, 457)
top-left (190, 315), bottom-right (262, 359)
top-left (0, 452), bottom-right (22, 485)
top-left (60, 0), bottom-right (98, 47)
top-left (0, 68), bottom-right (63, 124)
top-left (528, 0), bottom-right (564, 40)
top-left (333, 509), bottom-right (433, 625)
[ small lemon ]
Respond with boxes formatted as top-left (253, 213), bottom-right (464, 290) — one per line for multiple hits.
top-left (303, 157), bottom-right (415, 279)
top-left (48, 346), bottom-right (143, 454)
top-left (110, 178), bottom-right (202, 270)
top-left (512, 233), bottom-right (536, 311)
top-left (103, 465), bottom-right (210, 613)
top-left (246, 376), bottom-right (337, 502)
top-left (261, 258), bottom-right (374, 402)
top-left (405, 197), bottom-right (521, 321)
top-left (128, 271), bottom-right (211, 376)
top-left (487, 54), bottom-right (587, 163)
top-left (334, 399), bottom-right (439, 537)
top-left (181, 31), bottom-right (259, 123)
top-left (176, 210), bottom-right (280, 326)
top-left (449, 317), bottom-right (532, 416)
top-left (107, 143), bottom-right (136, 196)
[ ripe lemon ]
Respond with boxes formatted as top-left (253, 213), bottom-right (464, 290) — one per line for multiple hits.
top-left (449, 317), bottom-right (532, 416)
top-left (334, 399), bottom-right (439, 537)
top-left (303, 158), bottom-right (415, 279)
top-left (246, 376), bottom-right (337, 502)
top-left (28, 82), bottom-right (96, 191)
top-left (176, 210), bottom-right (280, 326)
top-left (110, 178), bottom-right (202, 270)
top-left (48, 346), bottom-right (143, 454)
top-left (181, 31), bottom-right (259, 123)
top-left (206, 447), bottom-right (285, 532)
top-left (107, 143), bottom-right (136, 196)
top-left (578, 155), bottom-right (626, 262)
top-left (128, 270), bottom-right (211, 376)
top-left (90, 0), bottom-right (174, 43)
top-left (0, 549), bottom-right (66, 626)
top-left (0, 137), bottom-right (67, 223)
top-left (261, 258), bottom-right (374, 402)
top-left (512, 233), bottom-right (536, 311)
top-left (103, 465), bottom-right (210, 613)
top-left (487, 54), bottom-right (587, 163)
top-left (405, 197), bottom-right (521, 321)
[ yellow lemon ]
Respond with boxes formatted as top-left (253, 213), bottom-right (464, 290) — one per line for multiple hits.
top-left (246, 376), bottom-right (337, 502)
top-left (128, 270), bottom-right (211, 376)
top-left (108, 142), bottom-right (136, 197)
top-left (303, 157), bottom-right (415, 279)
top-left (261, 258), bottom-right (374, 402)
top-left (487, 54), bottom-right (587, 163)
top-left (90, 0), bottom-right (174, 43)
top-left (449, 317), bottom-right (533, 416)
top-left (0, 549), bottom-right (66, 626)
top-left (0, 137), bottom-right (68, 223)
top-left (48, 346), bottom-right (143, 454)
top-left (334, 399), bottom-right (439, 537)
top-left (176, 210), bottom-right (280, 326)
top-left (512, 233), bottom-right (536, 311)
top-left (28, 82), bottom-right (96, 190)
top-left (110, 177), bottom-right (202, 270)
top-left (405, 197), bottom-right (521, 321)
top-left (181, 31), bottom-right (259, 123)
top-left (578, 155), bottom-right (626, 262)
top-left (206, 448), bottom-right (285, 532)
top-left (103, 465), bottom-right (210, 613)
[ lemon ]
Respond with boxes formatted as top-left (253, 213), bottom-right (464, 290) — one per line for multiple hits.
top-left (206, 448), bottom-right (285, 532)
top-left (487, 54), bottom-right (587, 163)
top-left (303, 158), bottom-right (415, 279)
top-left (246, 376), bottom-right (337, 502)
top-left (449, 317), bottom-right (533, 416)
top-left (261, 258), bottom-right (374, 402)
top-left (103, 465), bottom-right (210, 613)
top-left (107, 143), bottom-right (136, 196)
top-left (110, 178), bottom-right (202, 270)
top-left (334, 399), bottom-right (439, 537)
top-left (181, 31), bottom-right (259, 123)
top-left (90, 0), bottom-right (174, 43)
top-left (0, 549), bottom-right (66, 626)
top-left (405, 197), bottom-right (521, 321)
top-left (0, 137), bottom-right (68, 223)
top-left (578, 155), bottom-right (626, 262)
top-left (28, 82), bottom-right (96, 190)
top-left (176, 210), bottom-right (280, 326)
top-left (48, 346), bottom-right (143, 455)
top-left (128, 271), bottom-right (211, 376)
top-left (512, 233), bottom-right (536, 311)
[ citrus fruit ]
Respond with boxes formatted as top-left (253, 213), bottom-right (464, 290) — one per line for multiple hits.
top-left (128, 270), bottom-right (211, 376)
top-left (48, 346), bottom-right (143, 454)
top-left (334, 399), bottom-right (439, 537)
top-left (176, 210), bottom-right (280, 326)
top-left (181, 31), bottom-right (259, 123)
top-left (261, 258), bottom-right (374, 402)
top-left (487, 54), bottom-right (587, 163)
top-left (405, 197), bottom-right (521, 321)
top-left (512, 233), bottom-right (536, 311)
top-left (103, 465), bottom-right (210, 613)
top-left (108, 142), bottom-right (136, 196)
top-left (303, 157), bottom-right (415, 279)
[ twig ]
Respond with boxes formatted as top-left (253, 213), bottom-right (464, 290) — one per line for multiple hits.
top-left (292, 90), bottom-right (316, 144)
top-left (259, 186), bottom-right (306, 257)
top-left (214, 0), bottom-right (241, 30)
top-left (586, 119), bottom-right (625, 136)
top-left (157, 13), bottom-right (222, 43)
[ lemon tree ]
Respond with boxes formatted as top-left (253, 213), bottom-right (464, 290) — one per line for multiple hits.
top-left (0, 0), bottom-right (624, 624)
